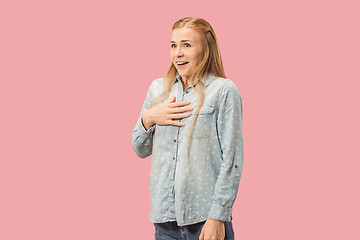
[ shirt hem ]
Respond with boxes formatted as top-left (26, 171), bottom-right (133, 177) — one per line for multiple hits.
top-left (150, 216), bottom-right (211, 227)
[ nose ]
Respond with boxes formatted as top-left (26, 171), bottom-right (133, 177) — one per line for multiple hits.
top-left (176, 48), bottom-right (183, 57)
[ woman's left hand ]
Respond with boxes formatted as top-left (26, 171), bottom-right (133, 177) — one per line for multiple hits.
top-left (199, 218), bottom-right (225, 240)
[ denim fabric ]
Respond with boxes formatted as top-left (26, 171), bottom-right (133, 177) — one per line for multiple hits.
top-left (154, 221), bottom-right (235, 240)
top-left (132, 74), bottom-right (244, 226)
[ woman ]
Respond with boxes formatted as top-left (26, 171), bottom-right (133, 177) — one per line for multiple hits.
top-left (132, 17), bottom-right (244, 240)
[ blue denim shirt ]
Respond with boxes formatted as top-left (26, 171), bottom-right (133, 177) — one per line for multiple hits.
top-left (132, 74), bottom-right (244, 226)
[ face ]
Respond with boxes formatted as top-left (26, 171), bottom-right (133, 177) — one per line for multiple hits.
top-left (170, 27), bottom-right (204, 82)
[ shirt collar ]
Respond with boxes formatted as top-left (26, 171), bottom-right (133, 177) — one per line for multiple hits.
top-left (175, 73), bottom-right (217, 87)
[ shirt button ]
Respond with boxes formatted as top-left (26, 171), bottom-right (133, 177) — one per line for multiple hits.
top-left (186, 90), bottom-right (189, 94)
top-left (174, 139), bottom-right (177, 142)
top-left (173, 156), bottom-right (175, 160)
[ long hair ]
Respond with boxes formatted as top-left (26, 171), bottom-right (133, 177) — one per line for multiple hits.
top-left (151, 17), bottom-right (226, 159)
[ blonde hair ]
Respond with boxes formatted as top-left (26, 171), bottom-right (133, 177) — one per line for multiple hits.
top-left (152, 17), bottom-right (226, 159)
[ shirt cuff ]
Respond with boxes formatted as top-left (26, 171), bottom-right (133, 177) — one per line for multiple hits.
top-left (138, 117), bottom-right (155, 138)
top-left (208, 203), bottom-right (233, 222)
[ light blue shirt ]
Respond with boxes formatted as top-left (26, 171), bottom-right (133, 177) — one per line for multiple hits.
top-left (132, 74), bottom-right (244, 226)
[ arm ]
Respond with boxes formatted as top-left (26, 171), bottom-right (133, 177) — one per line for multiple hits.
top-left (208, 80), bottom-right (244, 221)
top-left (132, 81), bottom-right (193, 158)
top-left (132, 83), bottom-right (156, 158)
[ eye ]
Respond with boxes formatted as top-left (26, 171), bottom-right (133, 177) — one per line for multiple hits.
top-left (185, 43), bottom-right (191, 47)
top-left (171, 43), bottom-right (177, 48)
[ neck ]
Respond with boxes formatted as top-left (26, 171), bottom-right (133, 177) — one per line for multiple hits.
top-left (181, 77), bottom-right (193, 90)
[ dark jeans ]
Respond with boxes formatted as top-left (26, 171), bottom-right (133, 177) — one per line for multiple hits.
top-left (154, 220), bottom-right (235, 240)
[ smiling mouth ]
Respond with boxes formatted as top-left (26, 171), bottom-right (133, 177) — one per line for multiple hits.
top-left (176, 61), bottom-right (189, 66)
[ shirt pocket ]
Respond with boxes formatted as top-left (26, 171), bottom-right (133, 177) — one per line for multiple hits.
top-left (191, 106), bottom-right (215, 139)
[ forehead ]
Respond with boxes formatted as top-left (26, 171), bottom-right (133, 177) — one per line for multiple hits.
top-left (171, 27), bottom-right (202, 42)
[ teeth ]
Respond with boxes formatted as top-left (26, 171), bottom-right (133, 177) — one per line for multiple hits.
top-left (177, 62), bottom-right (188, 65)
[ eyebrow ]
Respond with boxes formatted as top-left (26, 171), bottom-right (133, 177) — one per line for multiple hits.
top-left (170, 40), bottom-right (192, 43)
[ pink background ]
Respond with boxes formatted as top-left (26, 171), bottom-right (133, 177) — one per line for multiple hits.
top-left (1, 0), bottom-right (359, 239)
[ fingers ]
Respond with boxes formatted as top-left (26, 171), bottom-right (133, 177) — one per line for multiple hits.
top-left (170, 100), bottom-right (191, 108)
top-left (168, 96), bottom-right (176, 103)
top-left (171, 106), bottom-right (193, 113)
top-left (199, 230), bottom-right (204, 240)
top-left (170, 112), bottom-right (191, 119)
top-left (166, 96), bottom-right (191, 109)
top-left (168, 120), bottom-right (185, 127)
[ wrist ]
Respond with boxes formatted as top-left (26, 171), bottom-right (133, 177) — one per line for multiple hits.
top-left (141, 111), bottom-right (154, 131)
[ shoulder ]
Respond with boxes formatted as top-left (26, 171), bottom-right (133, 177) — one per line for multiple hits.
top-left (149, 77), bottom-right (166, 90)
top-left (211, 77), bottom-right (242, 111)
top-left (211, 77), bottom-right (240, 96)
top-left (147, 77), bottom-right (167, 96)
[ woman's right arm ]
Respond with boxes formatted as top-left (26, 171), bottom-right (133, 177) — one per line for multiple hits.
top-left (132, 82), bottom-right (156, 158)
top-left (132, 80), bottom-right (193, 158)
